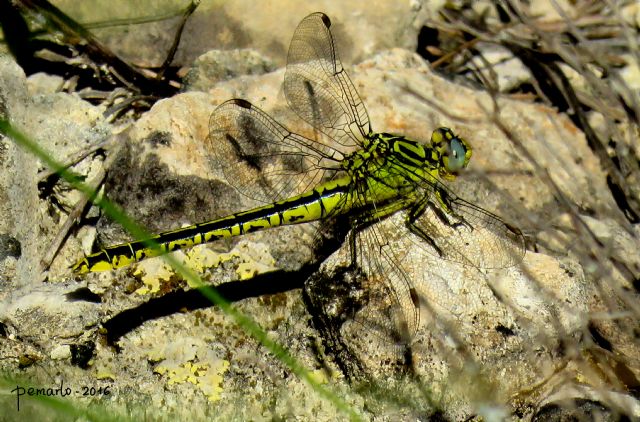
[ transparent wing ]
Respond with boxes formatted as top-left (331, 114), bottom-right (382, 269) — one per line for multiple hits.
top-left (401, 168), bottom-right (526, 270)
top-left (284, 12), bottom-right (371, 148)
top-left (346, 188), bottom-right (524, 343)
top-left (411, 190), bottom-right (526, 269)
top-left (326, 174), bottom-right (421, 343)
top-left (352, 221), bottom-right (421, 343)
top-left (207, 99), bottom-right (342, 203)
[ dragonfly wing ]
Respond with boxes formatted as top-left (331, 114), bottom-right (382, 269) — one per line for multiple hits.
top-left (284, 12), bottom-right (371, 148)
top-left (207, 99), bottom-right (341, 203)
top-left (351, 220), bottom-right (421, 344)
top-left (337, 177), bottom-right (422, 343)
top-left (410, 183), bottom-right (526, 269)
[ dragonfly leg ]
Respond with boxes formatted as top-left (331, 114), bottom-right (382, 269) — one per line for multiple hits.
top-left (349, 227), bottom-right (358, 267)
top-left (432, 188), bottom-right (473, 231)
top-left (405, 198), bottom-right (445, 258)
top-left (347, 216), bottom-right (381, 267)
top-left (430, 203), bottom-right (471, 231)
top-left (405, 189), bottom-right (473, 258)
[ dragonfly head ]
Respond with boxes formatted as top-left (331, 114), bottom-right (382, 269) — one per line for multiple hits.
top-left (431, 127), bottom-right (472, 180)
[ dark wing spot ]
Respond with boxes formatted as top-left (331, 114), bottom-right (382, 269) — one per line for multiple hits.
top-left (225, 133), bottom-right (262, 172)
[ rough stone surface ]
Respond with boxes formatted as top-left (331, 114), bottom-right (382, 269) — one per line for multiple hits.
top-left (1, 3), bottom-right (639, 421)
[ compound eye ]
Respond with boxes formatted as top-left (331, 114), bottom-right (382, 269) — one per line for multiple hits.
top-left (446, 137), bottom-right (467, 172)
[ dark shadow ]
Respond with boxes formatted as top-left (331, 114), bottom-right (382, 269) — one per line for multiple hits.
top-left (65, 287), bottom-right (102, 303)
top-left (102, 263), bottom-right (319, 345)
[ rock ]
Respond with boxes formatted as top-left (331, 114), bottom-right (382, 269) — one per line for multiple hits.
top-left (183, 49), bottom-right (275, 92)
top-left (1, 4), bottom-right (639, 421)
top-left (468, 43), bottom-right (532, 92)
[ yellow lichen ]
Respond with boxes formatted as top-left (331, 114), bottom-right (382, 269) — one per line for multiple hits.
top-left (183, 246), bottom-right (239, 286)
top-left (133, 258), bottom-right (176, 295)
top-left (148, 338), bottom-right (230, 402)
top-left (197, 360), bottom-right (230, 402)
top-left (95, 370), bottom-right (116, 381)
top-left (131, 240), bottom-right (277, 292)
top-left (233, 241), bottom-right (277, 280)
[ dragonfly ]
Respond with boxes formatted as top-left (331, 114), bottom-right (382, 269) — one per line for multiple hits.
top-left (73, 12), bottom-right (525, 339)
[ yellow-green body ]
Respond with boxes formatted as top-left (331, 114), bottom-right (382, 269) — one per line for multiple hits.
top-left (72, 129), bottom-right (472, 274)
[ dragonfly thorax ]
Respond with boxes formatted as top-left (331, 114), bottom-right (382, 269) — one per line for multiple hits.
top-left (341, 133), bottom-right (390, 179)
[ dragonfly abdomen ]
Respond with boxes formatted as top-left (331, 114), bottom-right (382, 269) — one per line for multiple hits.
top-left (73, 177), bottom-right (352, 273)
